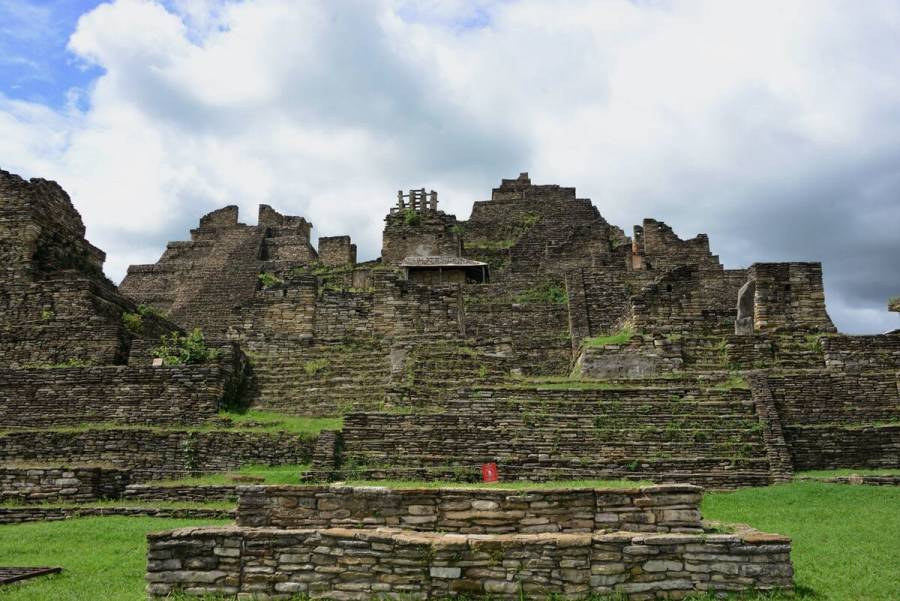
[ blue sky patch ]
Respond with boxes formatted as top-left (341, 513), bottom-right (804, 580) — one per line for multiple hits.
top-left (0, 0), bottom-right (106, 108)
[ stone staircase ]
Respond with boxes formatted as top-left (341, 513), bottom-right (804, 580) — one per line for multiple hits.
top-left (340, 383), bottom-right (774, 489)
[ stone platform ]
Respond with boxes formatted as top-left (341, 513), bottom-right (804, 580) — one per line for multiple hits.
top-left (146, 484), bottom-right (794, 599)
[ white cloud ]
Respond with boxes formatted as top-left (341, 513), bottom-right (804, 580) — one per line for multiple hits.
top-left (1, 0), bottom-right (899, 333)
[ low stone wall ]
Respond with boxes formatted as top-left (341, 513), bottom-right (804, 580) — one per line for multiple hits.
top-left (0, 429), bottom-right (315, 481)
top-left (0, 505), bottom-right (234, 525)
top-left (236, 484), bottom-right (703, 533)
top-left (0, 466), bottom-right (128, 504)
top-left (123, 484), bottom-right (239, 502)
top-left (147, 525), bottom-right (793, 599)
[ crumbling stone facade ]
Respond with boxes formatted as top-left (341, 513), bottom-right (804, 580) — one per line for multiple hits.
top-left (1, 167), bottom-right (897, 498)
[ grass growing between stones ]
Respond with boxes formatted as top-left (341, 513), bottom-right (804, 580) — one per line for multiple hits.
top-left (0, 516), bottom-right (230, 601)
top-left (702, 481), bottom-right (900, 600)
top-left (0, 499), bottom-right (235, 510)
top-left (337, 479), bottom-right (653, 489)
top-left (217, 410), bottom-right (342, 434)
top-left (583, 328), bottom-right (634, 347)
top-left (152, 463), bottom-right (308, 486)
top-left (796, 468), bottom-right (899, 478)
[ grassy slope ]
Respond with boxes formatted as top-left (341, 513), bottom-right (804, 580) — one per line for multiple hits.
top-left (702, 482), bottom-right (900, 601)
top-left (0, 517), bottom-right (229, 601)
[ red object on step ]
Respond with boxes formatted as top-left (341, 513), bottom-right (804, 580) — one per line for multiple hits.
top-left (482, 463), bottom-right (499, 483)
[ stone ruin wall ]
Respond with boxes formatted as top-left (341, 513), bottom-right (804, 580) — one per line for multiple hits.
top-left (236, 484), bottom-right (705, 533)
top-left (120, 204), bottom-right (317, 337)
top-left (338, 385), bottom-right (774, 489)
top-left (0, 466), bottom-right (129, 504)
top-left (0, 428), bottom-right (315, 482)
top-left (762, 370), bottom-right (900, 471)
top-left (147, 483), bottom-right (793, 600)
top-left (0, 169), bottom-right (178, 367)
top-left (317, 235), bottom-right (356, 267)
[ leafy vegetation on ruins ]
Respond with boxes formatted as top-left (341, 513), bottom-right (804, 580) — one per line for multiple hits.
top-left (151, 328), bottom-right (219, 366)
top-left (121, 303), bottom-right (166, 334)
top-left (514, 281), bottom-right (568, 305)
top-left (257, 271), bottom-right (283, 288)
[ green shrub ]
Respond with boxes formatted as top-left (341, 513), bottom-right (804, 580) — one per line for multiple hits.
top-left (122, 312), bottom-right (143, 334)
top-left (402, 208), bottom-right (421, 226)
top-left (40, 308), bottom-right (54, 322)
top-left (258, 272), bottom-right (283, 288)
top-left (515, 282), bottom-right (568, 305)
top-left (303, 358), bottom-right (329, 375)
top-left (136, 304), bottom-right (165, 318)
top-left (152, 328), bottom-right (219, 366)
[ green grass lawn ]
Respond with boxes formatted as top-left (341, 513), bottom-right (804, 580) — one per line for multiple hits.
top-left (702, 481), bottom-right (900, 600)
top-left (0, 517), bottom-right (230, 601)
top-left (0, 482), bottom-right (895, 600)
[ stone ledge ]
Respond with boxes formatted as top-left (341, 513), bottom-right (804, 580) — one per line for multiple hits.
top-left (146, 525), bottom-right (793, 599)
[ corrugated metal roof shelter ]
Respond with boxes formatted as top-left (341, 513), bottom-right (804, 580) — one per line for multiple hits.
top-left (399, 255), bottom-right (489, 284)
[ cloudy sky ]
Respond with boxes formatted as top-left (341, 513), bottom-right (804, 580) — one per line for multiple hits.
top-left (2, 0), bottom-right (898, 333)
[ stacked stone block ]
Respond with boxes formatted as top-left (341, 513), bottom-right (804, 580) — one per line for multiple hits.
top-left (147, 484), bottom-right (793, 600)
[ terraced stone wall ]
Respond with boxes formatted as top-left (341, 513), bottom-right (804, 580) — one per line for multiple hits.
top-left (236, 484), bottom-right (703, 533)
top-left (340, 386), bottom-right (773, 488)
top-left (0, 466), bottom-right (129, 504)
top-left (147, 525), bottom-right (793, 600)
top-left (822, 334), bottom-right (900, 371)
top-left (463, 174), bottom-right (627, 276)
top-left (1, 345), bottom-right (248, 428)
top-left (0, 429), bottom-right (315, 481)
top-left (120, 204), bottom-right (317, 336)
top-left (765, 370), bottom-right (900, 470)
top-left (0, 169), bottom-right (178, 367)
top-left (463, 281), bottom-right (572, 375)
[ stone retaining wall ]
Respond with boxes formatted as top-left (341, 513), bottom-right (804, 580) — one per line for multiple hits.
top-left (0, 466), bottom-right (128, 504)
top-left (0, 429), bottom-right (315, 481)
top-left (236, 484), bottom-right (703, 533)
top-left (123, 484), bottom-right (240, 503)
top-left (147, 525), bottom-right (792, 599)
top-left (0, 344), bottom-right (247, 428)
top-left (0, 505), bottom-right (234, 525)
